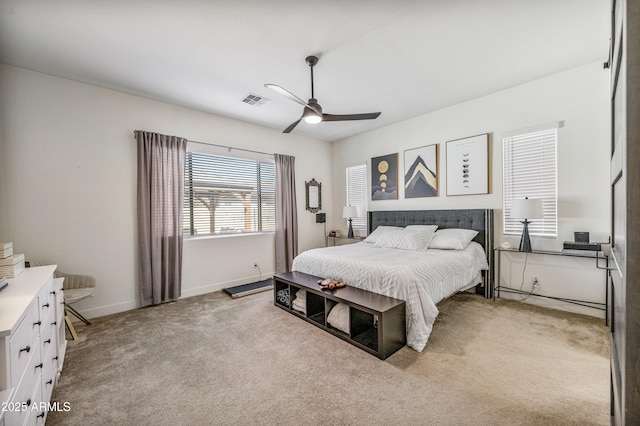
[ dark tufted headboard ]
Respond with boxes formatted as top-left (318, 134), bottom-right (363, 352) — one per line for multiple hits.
top-left (368, 209), bottom-right (494, 297)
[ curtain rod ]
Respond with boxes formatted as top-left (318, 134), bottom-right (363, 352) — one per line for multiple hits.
top-left (187, 139), bottom-right (273, 157)
top-left (133, 131), bottom-right (273, 157)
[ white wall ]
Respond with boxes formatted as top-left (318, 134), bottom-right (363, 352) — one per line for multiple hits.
top-left (0, 65), bottom-right (332, 318)
top-left (331, 62), bottom-right (610, 317)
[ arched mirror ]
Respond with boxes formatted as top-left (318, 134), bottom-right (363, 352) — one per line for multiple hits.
top-left (305, 178), bottom-right (321, 213)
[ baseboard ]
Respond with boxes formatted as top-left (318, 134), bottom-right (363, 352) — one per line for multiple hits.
top-left (74, 300), bottom-right (138, 320)
top-left (74, 272), bottom-right (276, 320)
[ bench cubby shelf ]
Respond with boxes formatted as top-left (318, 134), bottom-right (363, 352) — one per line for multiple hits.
top-left (273, 271), bottom-right (406, 359)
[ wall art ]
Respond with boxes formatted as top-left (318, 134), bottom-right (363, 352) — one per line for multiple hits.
top-left (404, 144), bottom-right (438, 198)
top-left (371, 153), bottom-right (398, 200)
top-left (446, 133), bottom-right (489, 196)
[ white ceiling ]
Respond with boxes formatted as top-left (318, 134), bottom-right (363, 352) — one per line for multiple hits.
top-left (0, 0), bottom-right (609, 142)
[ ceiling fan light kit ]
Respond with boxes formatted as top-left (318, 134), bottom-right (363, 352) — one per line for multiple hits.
top-left (265, 55), bottom-right (381, 133)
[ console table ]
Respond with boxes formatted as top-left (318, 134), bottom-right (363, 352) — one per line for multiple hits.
top-left (493, 248), bottom-right (608, 318)
top-left (274, 271), bottom-right (406, 359)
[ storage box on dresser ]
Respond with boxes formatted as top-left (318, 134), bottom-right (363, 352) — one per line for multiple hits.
top-left (274, 271), bottom-right (406, 360)
top-left (0, 266), bottom-right (66, 425)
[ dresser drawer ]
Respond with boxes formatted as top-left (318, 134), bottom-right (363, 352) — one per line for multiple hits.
top-left (38, 279), bottom-right (55, 326)
top-left (40, 313), bottom-right (57, 356)
top-left (23, 379), bottom-right (45, 426)
top-left (3, 342), bottom-right (42, 426)
top-left (41, 343), bottom-right (58, 404)
top-left (8, 300), bottom-right (41, 388)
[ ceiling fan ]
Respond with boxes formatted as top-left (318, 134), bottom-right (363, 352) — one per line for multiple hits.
top-left (265, 55), bottom-right (381, 134)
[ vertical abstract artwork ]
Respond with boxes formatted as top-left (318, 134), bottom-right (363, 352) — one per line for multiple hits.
top-left (446, 133), bottom-right (489, 196)
top-left (371, 153), bottom-right (398, 200)
top-left (404, 144), bottom-right (438, 198)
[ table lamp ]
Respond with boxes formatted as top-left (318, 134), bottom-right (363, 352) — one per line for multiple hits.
top-left (342, 206), bottom-right (361, 239)
top-left (510, 197), bottom-right (544, 252)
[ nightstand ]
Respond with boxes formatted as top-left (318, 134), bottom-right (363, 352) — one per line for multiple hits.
top-left (328, 235), bottom-right (365, 246)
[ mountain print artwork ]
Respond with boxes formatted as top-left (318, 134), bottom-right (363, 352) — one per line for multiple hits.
top-left (404, 144), bottom-right (438, 198)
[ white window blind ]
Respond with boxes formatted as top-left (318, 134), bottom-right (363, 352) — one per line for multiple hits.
top-left (503, 127), bottom-right (558, 237)
top-left (346, 164), bottom-right (368, 233)
top-left (184, 151), bottom-right (275, 236)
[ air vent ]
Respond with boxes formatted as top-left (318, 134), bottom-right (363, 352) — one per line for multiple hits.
top-left (241, 93), bottom-right (270, 106)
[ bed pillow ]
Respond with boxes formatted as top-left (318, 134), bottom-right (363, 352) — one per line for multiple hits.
top-left (374, 227), bottom-right (436, 251)
top-left (428, 228), bottom-right (479, 250)
top-left (363, 225), bottom-right (403, 244)
top-left (327, 303), bottom-right (350, 334)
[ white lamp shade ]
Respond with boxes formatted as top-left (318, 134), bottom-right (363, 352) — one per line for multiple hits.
top-left (342, 206), bottom-right (361, 219)
top-left (510, 198), bottom-right (544, 219)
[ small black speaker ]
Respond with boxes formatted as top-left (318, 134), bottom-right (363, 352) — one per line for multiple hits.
top-left (315, 213), bottom-right (326, 223)
top-left (574, 231), bottom-right (589, 243)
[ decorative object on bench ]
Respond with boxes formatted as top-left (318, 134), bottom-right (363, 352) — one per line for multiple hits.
top-left (317, 277), bottom-right (346, 290)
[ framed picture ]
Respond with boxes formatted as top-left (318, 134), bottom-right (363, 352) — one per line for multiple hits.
top-left (371, 153), bottom-right (398, 200)
top-left (404, 144), bottom-right (438, 198)
top-left (446, 133), bottom-right (490, 196)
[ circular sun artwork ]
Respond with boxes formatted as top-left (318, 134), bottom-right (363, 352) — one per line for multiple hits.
top-left (372, 155), bottom-right (397, 200)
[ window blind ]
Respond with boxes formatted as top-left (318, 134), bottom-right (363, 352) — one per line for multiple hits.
top-left (346, 164), bottom-right (368, 233)
top-left (503, 127), bottom-right (558, 237)
top-left (184, 151), bottom-right (275, 236)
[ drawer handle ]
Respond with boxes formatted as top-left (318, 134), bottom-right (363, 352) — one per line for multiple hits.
top-left (51, 321), bottom-right (57, 326)
top-left (35, 363), bottom-right (43, 370)
top-left (53, 356), bottom-right (58, 361)
top-left (33, 321), bottom-right (41, 327)
top-left (50, 291), bottom-right (56, 295)
top-left (20, 345), bottom-right (31, 354)
top-left (46, 379), bottom-right (53, 385)
top-left (37, 412), bottom-right (45, 418)
top-left (26, 398), bottom-right (31, 406)
top-left (42, 303), bottom-right (50, 308)
top-left (44, 338), bottom-right (51, 345)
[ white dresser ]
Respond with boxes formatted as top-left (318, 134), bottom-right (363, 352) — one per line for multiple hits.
top-left (0, 266), bottom-right (66, 426)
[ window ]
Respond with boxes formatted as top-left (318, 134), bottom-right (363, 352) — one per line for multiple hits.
top-left (346, 164), bottom-right (368, 233)
top-left (184, 151), bottom-right (275, 236)
top-left (502, 125), bottom-right (558, 237)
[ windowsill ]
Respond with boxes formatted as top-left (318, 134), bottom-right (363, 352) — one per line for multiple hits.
top-left (184, 231), bottom-right (275, 241)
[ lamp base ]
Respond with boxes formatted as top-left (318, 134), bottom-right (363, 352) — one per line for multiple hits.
top-left (347, 218), bottom-right (354, 239)
top-left (519, 220), bottom-right (532, 252)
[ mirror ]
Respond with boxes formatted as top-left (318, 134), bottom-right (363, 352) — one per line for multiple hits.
top-left (305, 178), bottom-right (321, 213)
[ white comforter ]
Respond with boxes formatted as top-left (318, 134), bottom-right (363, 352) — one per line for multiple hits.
top-left (291, 241), bottom-right (489, 352)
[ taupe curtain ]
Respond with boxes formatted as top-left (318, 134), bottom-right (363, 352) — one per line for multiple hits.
top-left (135, 130), bottom-right (187, 306)
top-left (275, 154), bottom-right (298, 273)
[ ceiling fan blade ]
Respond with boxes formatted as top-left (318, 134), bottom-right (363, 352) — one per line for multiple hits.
top-left (283, 117), bottom-right (303, 134)
top-left (264, 84), bottom-right (308, 107)
top-left (322, 112), bottom-right (381, 122)
top-left (265, 84), bottom-right (322, 115)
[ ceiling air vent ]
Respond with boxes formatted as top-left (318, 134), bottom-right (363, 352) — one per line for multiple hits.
top-left (241, 93), bottom-right (270, 106)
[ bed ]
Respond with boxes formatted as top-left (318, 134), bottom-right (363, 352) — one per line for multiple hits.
top-left (291, 209), bottom-right (494, 352)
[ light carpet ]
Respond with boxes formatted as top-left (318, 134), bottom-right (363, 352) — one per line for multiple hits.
top-left (48, 290), bottom-right (609, 426)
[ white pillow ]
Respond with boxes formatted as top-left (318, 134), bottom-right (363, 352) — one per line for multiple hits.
top-left (327, 303), bottom-right (350, 334)
top-left (428, 228), bottom-right (479, 250)
top-left (374, 228), bottom-right (436, 251)
top-left (363, 225), bottom-right (403, 244)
